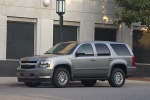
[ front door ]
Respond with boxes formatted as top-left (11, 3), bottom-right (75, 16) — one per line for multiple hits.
top-left (72, 43), bottom-right (99, 78)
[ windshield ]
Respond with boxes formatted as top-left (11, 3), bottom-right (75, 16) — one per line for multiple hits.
top-left (45, 42), bottom-right (78, 55)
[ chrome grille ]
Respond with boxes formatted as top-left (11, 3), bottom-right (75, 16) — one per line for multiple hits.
top-left (21, 61), bottom-right (37, 63)
top-left (20, 60), bottom-right (37, 69)
top-left (21, 65), bottom-right (35, 69)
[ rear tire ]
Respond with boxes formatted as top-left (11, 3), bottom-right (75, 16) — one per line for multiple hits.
top-left (24, 82), bottom-right (41, 87)
top-left (108, 68), bottom-right (125, 87)
top-left (81, 80), bottom-right (97, 87)
top-left (52, 68), bottom-right (70, 88)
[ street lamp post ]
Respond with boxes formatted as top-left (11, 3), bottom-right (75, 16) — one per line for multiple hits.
top-left (56, 0), bottom-right (65, 43)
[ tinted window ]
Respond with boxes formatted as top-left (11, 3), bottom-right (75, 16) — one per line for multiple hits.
top-left (95, 44), bottom-right (110, 56)
top-left (77, 44), bottom-right (94, 57)
top-left (110, 44), bottom-right (131, 56)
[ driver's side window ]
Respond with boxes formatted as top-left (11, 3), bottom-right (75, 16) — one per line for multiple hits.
top-left (76, 44), bottom-right (94, 57)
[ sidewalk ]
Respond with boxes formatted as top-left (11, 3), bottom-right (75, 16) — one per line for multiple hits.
top-left (0, 77), bottom-right (18, 85)
top-left (127, 77), bottom-right (150, 82)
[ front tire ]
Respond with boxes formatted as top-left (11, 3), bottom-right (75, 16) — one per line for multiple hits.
top-left (81, 80), bottom-right (97, 87)
top-left (52, 68), bottom-right (70, 88)
top-left (108, 68), bottom-right (125, 87)
top-left (24, 82), bottom-right (41, 87)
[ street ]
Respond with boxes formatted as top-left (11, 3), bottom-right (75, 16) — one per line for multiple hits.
top-left (0, 77), bottom-right (150, 100)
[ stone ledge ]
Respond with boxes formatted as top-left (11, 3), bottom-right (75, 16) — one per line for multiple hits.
top-left (0, 60), bottom-right (19, 77)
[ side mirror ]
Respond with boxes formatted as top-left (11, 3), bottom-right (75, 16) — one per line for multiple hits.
top-left (75, 51), bottom-right (85, 57)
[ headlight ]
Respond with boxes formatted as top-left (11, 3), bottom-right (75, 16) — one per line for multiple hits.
top-left (39, 60), bottom-right (50, 68)
top-left (19, 60), bottom-right (21, 68)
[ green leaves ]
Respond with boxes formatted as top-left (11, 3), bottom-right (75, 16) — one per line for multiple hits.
top-left (114, 0), bottom-right (150, 30)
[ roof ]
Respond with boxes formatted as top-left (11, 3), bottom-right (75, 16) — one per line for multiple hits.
top-left (59, 41), bottom-right (126, 45)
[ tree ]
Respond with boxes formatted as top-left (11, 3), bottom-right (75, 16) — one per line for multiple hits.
top-left (114, 0), bottom-right (150, 30)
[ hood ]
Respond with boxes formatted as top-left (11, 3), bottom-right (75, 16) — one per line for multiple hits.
top-left (21, 54), bottom-right (61, 61)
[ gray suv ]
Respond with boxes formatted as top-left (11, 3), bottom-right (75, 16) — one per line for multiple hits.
top-left (17, 41), bottom-right (136, 88)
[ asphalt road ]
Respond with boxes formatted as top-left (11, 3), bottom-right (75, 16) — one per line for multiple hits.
top-left (0, 77), bottom-right (150, 100)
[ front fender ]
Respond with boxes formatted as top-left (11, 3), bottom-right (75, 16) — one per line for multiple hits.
top-left (50, 57), bottom-right (73, 78)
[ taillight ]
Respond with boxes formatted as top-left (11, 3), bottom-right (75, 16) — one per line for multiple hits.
top-left (132, 56), bottom-right (135, 66)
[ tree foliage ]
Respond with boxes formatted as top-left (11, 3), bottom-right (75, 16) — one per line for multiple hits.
top-left (114, 0), bottom-right (150, 30)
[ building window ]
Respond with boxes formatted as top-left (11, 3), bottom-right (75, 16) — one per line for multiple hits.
top-left (53, 25), bottom-right (78, 45)
top-left (133, 30), bottom-right (150, 63)
top-left (7, 21), bottom-right (34, 59)
top-left (95, 28), bottom-right (117, 42)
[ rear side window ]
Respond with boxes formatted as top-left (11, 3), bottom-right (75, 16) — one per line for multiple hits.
top-left (95, 44), bottom-right (110, 56)
top-left (110, 44), bottom-right (131, 56)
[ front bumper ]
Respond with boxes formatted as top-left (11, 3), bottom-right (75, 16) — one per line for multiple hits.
top-left (16, 67), bottom-right (53, 82)
top-left (127, 67), bottom-right (137, 77)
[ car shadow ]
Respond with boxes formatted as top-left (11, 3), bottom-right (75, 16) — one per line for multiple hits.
top-left (38, 82), bottom-right (110, 88)
top-left (1, 81), bottom-right (131, 88)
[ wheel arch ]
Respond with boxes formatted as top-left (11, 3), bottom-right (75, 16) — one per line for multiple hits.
top-left (108, 64), bottom-right (127, 78)
top-left (52, 64), bottom-right (73, 80)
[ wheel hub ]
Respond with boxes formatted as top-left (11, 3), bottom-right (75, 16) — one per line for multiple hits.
top-left (114, 72), bottom-right (123, 85)
top-left (57, 71), bottom-right (68, 85)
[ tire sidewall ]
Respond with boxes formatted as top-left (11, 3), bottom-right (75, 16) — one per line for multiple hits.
top-left (109, 68), bottom-right (125, 87)
top-left (52, 68), bottom-right (70, 88)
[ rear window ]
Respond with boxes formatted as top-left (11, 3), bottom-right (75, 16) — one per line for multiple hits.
top-left (110, 44), bottom-right (131, 56)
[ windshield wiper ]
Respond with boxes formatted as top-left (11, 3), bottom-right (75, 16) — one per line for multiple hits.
top-left (53, 53), bottom-right (64, 55)
top-left (44, 52), bottom-right (53, 54)
top-left (45, 52), bottom-right (64, 55)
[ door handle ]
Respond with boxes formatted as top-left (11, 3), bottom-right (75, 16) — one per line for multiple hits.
top-left (108, 58), bottom-right (113, 61)
top-left (91, 58), bottom-right (95, 61)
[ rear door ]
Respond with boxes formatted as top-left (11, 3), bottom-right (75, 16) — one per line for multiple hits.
top-left (94, 43), bottom-right (112, 77)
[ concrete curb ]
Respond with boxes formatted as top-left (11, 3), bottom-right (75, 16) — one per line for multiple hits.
top-left (127, 77), bottom-right (150, 82)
